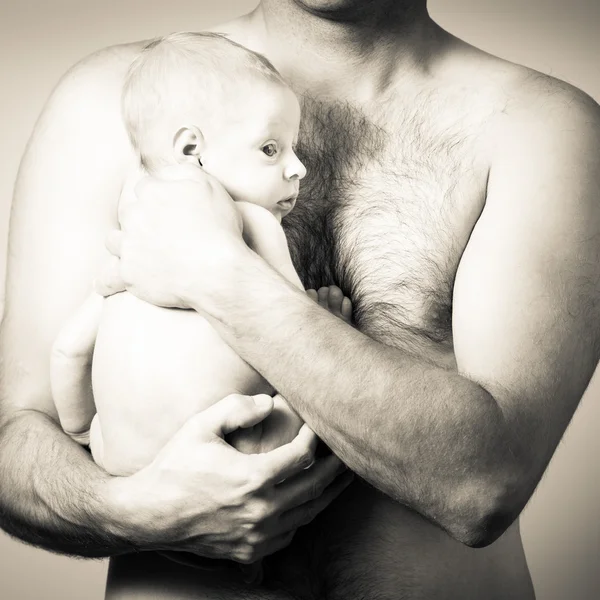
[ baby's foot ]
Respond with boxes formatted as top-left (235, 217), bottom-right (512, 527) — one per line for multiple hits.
top-left (306, 285), bottom-right (353, 324)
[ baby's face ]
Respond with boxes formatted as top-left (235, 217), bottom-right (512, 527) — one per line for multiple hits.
top-left (201, 84), bottom-right (306, 222)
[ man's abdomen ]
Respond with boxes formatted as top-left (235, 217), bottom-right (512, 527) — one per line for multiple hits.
top-left (270, 480), bottom-right (535, 600)
top-left (106, 480), bottom-right (535, 600)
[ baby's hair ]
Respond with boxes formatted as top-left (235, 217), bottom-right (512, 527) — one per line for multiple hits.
top-left (122, 31), bottom-right (287, 171)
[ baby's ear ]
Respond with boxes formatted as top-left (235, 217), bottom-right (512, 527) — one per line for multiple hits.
top-left (173, 125), bottom-right (205, 166)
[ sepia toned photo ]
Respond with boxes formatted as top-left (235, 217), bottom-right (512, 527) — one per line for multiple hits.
top-left (0, 1), bottom-right (599, 599)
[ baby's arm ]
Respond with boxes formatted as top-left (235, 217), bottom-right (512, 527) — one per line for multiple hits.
top-left (236, 201), bottom-right (304, 290)
top-left (50, 292), bottom-right (104, 445)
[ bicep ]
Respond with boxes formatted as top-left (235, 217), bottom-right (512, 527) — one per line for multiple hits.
top-left (453, 90), bottom-right (600, 488)
top-left (0, 52), bottom-right (136, 422)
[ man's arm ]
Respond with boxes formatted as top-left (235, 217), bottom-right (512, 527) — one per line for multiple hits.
top-left (0, 46), bottom-right (139, 554)
top-left (215, 84), bottom-right (600, 546)
top-left (111, 79), bottom-right (600, 547)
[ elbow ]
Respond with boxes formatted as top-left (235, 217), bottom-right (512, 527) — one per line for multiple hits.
top-left (451, 507), bottom-right (516, 549)
top-left (444, 476), bottom-right (525, 549)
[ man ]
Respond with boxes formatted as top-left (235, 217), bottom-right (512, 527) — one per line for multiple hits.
top-left (1, 0), bottom-right (599, 598)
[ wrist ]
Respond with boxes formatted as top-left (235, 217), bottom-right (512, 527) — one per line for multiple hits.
top-left (103, 473), bottom-right (160, 550)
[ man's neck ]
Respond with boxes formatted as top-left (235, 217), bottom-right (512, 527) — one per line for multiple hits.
top-left (248, 0), bottom-right (442, 103)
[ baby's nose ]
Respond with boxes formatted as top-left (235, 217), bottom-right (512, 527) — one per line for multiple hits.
top-left (285, 154), bottom-right (307, 181)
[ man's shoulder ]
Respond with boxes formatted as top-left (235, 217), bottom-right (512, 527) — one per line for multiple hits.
top-left (500, 66), bottom-right (599, 175)
top-left (454, 47), bottom-right (600, 176)
top-left (445, 39), bottom-right (599, 132)
top-left (54, 41), bottom-right (146, 101)
top-left (502, 64), bottom-right (598, 130)
top-left (70, 41), bottom-right (146, 74)
top-left (451, 40), bottom-right (593, 136)
top-left (32, 41), bottom-right (149, 157)
top-left (477, 55), bottom-right (600, 213)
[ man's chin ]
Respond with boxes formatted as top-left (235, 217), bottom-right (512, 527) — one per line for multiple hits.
top-left (292, 0), bottom-right (364, 19)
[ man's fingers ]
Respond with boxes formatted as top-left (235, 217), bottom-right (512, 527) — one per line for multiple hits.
top-left (277, 470), bottom-right (354, 533)
top-left (275, 454), bottom-right (347, 511)
top-left (105, 230), bottom-right (123, 257)
top-left (94, 255), bottom-right (126, 297)
top-left (257, 530), bottom-right (297, 561)
top-left (194, 394), bottom-right (274, 440)
top-left (256, 425), bottom-right (319, 484)
top-left (235, 530), bottom-right (297, 566)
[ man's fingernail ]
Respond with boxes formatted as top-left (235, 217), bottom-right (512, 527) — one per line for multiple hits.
top-left (254, 395), bottom-right (272, 408)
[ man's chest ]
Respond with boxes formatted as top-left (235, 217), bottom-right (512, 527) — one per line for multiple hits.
top-left (283, 93), bottom-right (493, 351)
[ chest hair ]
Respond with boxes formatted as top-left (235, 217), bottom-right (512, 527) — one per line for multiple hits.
top-left (282, 91), bottom-right (492, 350)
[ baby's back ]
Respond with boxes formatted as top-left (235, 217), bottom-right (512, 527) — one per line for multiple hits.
top-left (91, 292), bottom-right (272, 475)
top-left (90, 169), bottom-right (306, 475)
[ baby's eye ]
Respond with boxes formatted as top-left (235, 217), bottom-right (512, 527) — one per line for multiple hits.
top-left (262, 143), bottom-right (278, 157)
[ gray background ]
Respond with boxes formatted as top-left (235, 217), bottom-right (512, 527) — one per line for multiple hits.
top-left (0, 1), bottom-right (598, 598)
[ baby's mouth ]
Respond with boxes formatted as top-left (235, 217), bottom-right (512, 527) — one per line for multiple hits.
top-left (277, 195), bottom-right (298, 210)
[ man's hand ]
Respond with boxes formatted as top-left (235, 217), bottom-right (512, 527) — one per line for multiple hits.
top-left (102, 165), bottom-right (249, 309)
top-left (115, 393), bottom-right (352, 563)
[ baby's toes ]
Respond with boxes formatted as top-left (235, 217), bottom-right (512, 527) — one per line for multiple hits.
top-left (341, 296), bottom-right (353, 323)
top-left (310, 286), bottom-right (353, 323)
top-left (326, 285), bottom-right (345, 315)
top-left (306, 289), bottom-right (319, 303)
top-left (317, 286), bottom-right (331, 310)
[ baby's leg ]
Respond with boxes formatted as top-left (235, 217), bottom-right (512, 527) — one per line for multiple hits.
top-left (306, 285), bottom-right (353, 324)
top-left (50, 292), bottom-right (104, 445)
top-left (89, 413), bottom-right (107, 469)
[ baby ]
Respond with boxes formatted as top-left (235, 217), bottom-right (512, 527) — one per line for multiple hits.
top-left (50, 32), bottom-right (352, 478)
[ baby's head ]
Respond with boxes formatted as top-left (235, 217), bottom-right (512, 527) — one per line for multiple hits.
top-left (123, 32), bottom-right (306, 221)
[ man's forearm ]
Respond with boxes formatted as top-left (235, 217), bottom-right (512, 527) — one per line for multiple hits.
top-left (199, 253), bottom-right (525, 545)
top-left (0, 410), bottom-right (135, 557)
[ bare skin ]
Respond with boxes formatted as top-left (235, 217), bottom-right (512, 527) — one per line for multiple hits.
top-left (2, 0), bottom-right (600, 599)
top-left (87, 169), bottom-right (310, 474)
top-left (0, 14), bottom-right (354, 578)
